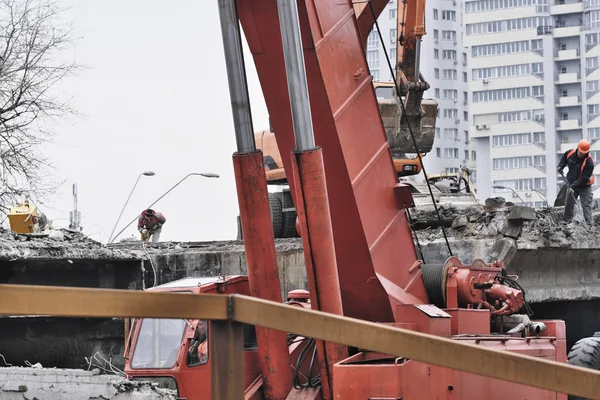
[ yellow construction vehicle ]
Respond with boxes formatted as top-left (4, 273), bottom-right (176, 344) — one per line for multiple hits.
top-left (8, 201), bottom-right (45, 234)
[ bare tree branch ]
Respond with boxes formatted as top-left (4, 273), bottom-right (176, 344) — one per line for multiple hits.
top-left (0, 0), bottom-right (78, 210)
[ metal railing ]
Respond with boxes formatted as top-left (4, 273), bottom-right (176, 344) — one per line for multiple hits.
top-left (1, 283), bottom-right (600, 399)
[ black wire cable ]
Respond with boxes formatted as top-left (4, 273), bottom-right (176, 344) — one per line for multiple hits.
top-left (368, 2), bottom-right (453, 257)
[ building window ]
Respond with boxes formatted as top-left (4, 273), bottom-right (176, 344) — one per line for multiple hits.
top-left (463, 111), bottom-right (468, 121)
top-left (466, 0), bottom-right (536, 13)
top-left (466, 16), bottom-right (548, 36)
top-left (531, 39), bottom-right (542, 51)
top-left (472, 151), bottom-right (477, 161)
top-left (367, 31), bottom-right (378, 48)
top-left (472, 41), bottom-right (529, 57)
top-left (493, 179), bottom-right (533, 192)
top-left (366, 50), bottom-right (379, 69)
top-left (434, 68), bottom-right (439, 79)
top-left (473, 87), bottom-right (531, 102)
top-left (462, 52), bottom-right (467, 64)
top-left (464, 131), bottom-right (469, 143)
top-left (533, 155), bottom-right (546, 166)
top-left (433, 9), bottom-right (438, 20)
top-left (589, 127), bottom-right (600, 139)
top-left (586, 33), bottom-right (599, 51)
top-left (436, 128), bottom-right (441, 138)
top-left (434, 49), bottom-right (439, 59)
top-left (534, 177), bottom-right (546, 190)
top-left (532, 86), bottom-right (544, 98)
top-left (498, 111), bottom-right (531, 122)
top-left (444, 128), bottom-right (458, 139)
top-left (533, 132), bottom-right (545, 143)
top-left (442, 50), bottom-right (457, 60)
top-left (390, 29), bottom-right (397, 44)
top-left (390, 48), bottom-right (396, 61)
top-left (589, 104), bottom-right (600, 117)
top-left (464, 150), bottom-right (469, 161)
top-left (436, 147), bottom-right (441, 157)
top-left (444, 148), bottom-right (459, 158)
top-left (435, 88), bottom-right (440, 98)
top-left (463, 72), bottom-right (467, 82)
top-left (493, 133), bottom-right (532, 147)
top-left (434, 29), bottom-right (439, 40)
top-left (442, 10), bottom-right (456, 21)
top-left (463, 92), bottom-right (468, 104)
top-left (442, 30), bottom-right (456, 41)
top-left (442, 109), bottom-right (458, 119)
top-left (389, 8), bottom-right (397, 19)
top-left (371, 70), bottom-right (379, 80)
top-left (587, 80), bottom-right (599, 92)
top-left (446, 168), bottom-right (459, 174)
top-left (472, 64), bottom-right (530, 80)
top-left (443, 89), bottom-right (457, 99)
top-left (442, 69), bottom-right (457, 80)
top-left (532, 62), bottom-right (543, 75)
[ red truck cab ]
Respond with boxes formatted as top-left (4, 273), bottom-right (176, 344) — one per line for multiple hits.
top-left (123, 276), bottom-right (261, 399)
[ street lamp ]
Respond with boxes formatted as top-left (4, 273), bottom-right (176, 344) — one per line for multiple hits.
top-left (492, 185), bottom-right (526, 205)
top-left (532, 189), bottom-right (548, 204)
top-left (108, 171), bottom-right (155, 243)
top-left (109, 172), bottom-right (220, 243)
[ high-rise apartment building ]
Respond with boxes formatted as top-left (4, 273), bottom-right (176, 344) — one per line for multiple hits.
top-left (464, 0), bottom-right (600, 206)
top-left (367, 0), bottom-right (470, 176)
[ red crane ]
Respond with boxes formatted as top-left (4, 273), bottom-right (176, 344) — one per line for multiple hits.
top-left (123, 1), bottom-right (570, 399)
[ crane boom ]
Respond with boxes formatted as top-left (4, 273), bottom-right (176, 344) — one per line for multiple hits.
top-left (237, 0), bottom-right (429, 323)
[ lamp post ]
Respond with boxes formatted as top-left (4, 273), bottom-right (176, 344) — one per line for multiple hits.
top-left (492, 185), bottom-right (526, 205)
top-left (532, 189), bottom-right (548, 205)
top-left (108, 171), bottom-right (155, 243)
top-left (109, 172), bottom-right (219, 243)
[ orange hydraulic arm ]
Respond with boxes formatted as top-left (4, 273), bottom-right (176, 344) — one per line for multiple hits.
top-left (397, 0), bottom-right (427, 83)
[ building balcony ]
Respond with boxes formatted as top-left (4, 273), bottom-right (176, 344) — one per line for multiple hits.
top-left (553, 25), bottom-right (582, 37)
top-left (551, 1), bottom-right (584, 15)
top-left (555, 48), bottom-right (580, 60)
top-left (557, 95), bottom-right (582, 107)
top-left (556, 72), bottom-right (580, 84)
top-left (557, 119), bottom-right (582, 130)
top-left (537, 25), bottom-right (553, 35)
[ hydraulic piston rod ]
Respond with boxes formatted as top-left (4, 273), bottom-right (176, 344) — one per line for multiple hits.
top-left (218, 0), bottom-right (292, 398)
top-left (277, 0), bottom-right (348, 398)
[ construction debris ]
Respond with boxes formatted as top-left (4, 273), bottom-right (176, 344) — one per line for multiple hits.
top-left (0, 227), bottom-right (138, 260)
top-left (0, 367), bottom-right (176, 399)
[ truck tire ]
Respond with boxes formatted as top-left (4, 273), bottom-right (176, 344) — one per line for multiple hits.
top-left (567, 337), bottom-right (600, 400)
top-left (281, 190), bottom-right (298, 238)
top-left (269, 192), bottom-right (284, 238)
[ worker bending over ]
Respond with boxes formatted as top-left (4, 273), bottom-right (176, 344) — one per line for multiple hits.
top-left (557, 139), bottom-right (595, 225)
top-left (137, 209), bottom-right (166, 242)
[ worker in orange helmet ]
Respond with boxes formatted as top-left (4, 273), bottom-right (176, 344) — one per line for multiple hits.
top-left (557, 139), bottom-right (595, 225)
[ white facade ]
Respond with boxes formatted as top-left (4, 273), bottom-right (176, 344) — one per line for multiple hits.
top-left (464, 0), bottom-right (600, 207)
top-left (367, 0), bottom-right (470, 176)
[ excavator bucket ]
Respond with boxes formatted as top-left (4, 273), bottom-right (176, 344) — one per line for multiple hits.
top-left (378, 96), bottom-right (437, 156)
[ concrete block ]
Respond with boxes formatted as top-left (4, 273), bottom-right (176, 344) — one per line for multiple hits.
top-left (507, 206), bottom-right (536, 221)
top-left (0, 368), bottom-right (176, 400)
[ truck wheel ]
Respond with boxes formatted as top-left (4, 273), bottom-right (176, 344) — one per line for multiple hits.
top-left (281, 190), bottom-right (298, 238)
top-left (567, 337), bottom-right (600, 400)
top-left (269, 192), bottom-right (284, 238)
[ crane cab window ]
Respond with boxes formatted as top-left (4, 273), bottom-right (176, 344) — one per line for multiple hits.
top-left (375, 86), bottom-right (394, 100)
top-left (130, 318), bottom-right (186, 369)
top-left (187, 320), bottom-right (209, 367)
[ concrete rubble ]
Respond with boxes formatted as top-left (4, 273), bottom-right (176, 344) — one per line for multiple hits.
top-left (0, 228), bottom-right (139, 261)
top-left (0, 367), bottom-right (176, 400)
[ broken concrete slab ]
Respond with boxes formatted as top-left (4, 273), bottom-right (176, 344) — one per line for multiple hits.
top-left (507, 206), bottom-right (536, 221)
top-left (0, 367), bottom-right (176, 399)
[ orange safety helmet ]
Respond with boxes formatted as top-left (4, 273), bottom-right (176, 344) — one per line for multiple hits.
top-left (578, 139), bottom-right (591, 154)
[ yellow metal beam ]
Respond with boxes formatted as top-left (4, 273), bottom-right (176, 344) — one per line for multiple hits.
top-left (2, 284), bottom-right (600, 398)
top-left (0, 284), bottom-right (229, 320)
top-left (232, 294), bottom-right (600, 400)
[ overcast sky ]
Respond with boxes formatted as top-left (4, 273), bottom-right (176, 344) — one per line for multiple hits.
top-left (41, 0), bottom-right (269, 242)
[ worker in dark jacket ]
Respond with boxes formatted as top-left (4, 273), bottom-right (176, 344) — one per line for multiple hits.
top-left (137, 209), bottom-right (166, 242)
top-left (557, 139), bottom-right (595, 225)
